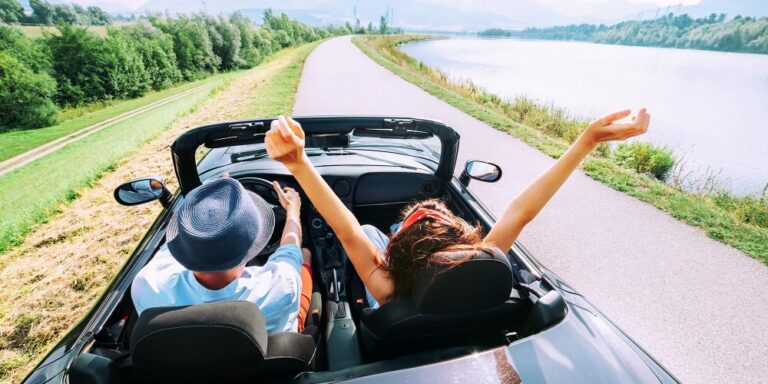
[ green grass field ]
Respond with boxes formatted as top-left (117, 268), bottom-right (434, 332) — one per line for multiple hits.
top-left (0, 78), bottom-right (222, 163)
top-left (353, 35), bottom-right (768, 263)
top-left (0, 72), bottom-right (241, 255)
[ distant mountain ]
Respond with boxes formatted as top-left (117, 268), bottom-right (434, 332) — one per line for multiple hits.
top-left (32, 0), bottom-right (768, 30)
top-left (138, 0), bottom-right (547, 31)
top-left (137, 0), bottom-right (326, 15)
top-left (538, 0), bottom-right (651, 24)
top-left (681, 0), bottom-right (768, 18)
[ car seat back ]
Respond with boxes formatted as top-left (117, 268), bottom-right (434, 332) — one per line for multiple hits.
top-left (131, 301), bottom-right (317, 383)
top-left (359, 248), bottom-right (529, 361)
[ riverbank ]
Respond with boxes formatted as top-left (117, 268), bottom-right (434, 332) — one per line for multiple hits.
top-left (0, 42), bottom-right (319, 383)
top-left (480, 14), bottom-right (768, 55)
top-left (353, 35), bottom-right (768, 263)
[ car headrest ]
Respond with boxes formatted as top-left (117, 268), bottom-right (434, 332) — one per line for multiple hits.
top-left (411, 247), bottom-right (514, 314)
top-left (130, 301), bottom-right (267, 382)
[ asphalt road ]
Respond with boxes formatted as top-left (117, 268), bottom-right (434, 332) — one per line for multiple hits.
top-left (292, 36), bottom-right (768, 383)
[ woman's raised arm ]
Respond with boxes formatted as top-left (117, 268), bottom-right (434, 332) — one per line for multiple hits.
top-left (485, 108), bottom-right (651, 252)
top-left (265, 116), bottom-right (395, 303)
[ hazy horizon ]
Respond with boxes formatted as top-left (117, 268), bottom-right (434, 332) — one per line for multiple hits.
top-left (35, 0), bottom-right (768, 31)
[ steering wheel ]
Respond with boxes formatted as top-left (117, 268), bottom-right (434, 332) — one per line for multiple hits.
top-left (236, 177), bottom-right (286, 261)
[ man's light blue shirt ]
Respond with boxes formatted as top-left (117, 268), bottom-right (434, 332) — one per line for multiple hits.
top-left (131, 244), bottom-right (303, 334)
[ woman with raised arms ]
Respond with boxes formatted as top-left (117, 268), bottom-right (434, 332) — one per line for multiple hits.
top-left (265, 110), bottom-right (650, 306)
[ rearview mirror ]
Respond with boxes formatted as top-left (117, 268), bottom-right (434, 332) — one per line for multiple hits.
top-left (114, 177), bottom-right (172, 208)
top-left (460, 160), bottom-right (502, 186)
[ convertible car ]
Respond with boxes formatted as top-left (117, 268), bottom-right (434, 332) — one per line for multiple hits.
top-left (24, 117), bottom-right (678, 383)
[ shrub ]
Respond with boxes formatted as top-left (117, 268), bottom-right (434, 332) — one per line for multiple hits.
top-left (104, 32), bottom-right (150, 98)
top-left (711, 192), bottom-right (768, 229)
top-left (0, 52), bottom-right (59, 130)
top-left (112, 22), bottom-right (181, 90)
top-left (152, 15), bottom-right (220, 80)
top-left (274, 30), bottom-right (294, 48)
top-left (206, 16), bottom-right (245, 70)
top-left (0, 25), bottom-right (51, 73)
top-left (614, 142), bottom-right (676, 180)
top-left (230, 12), bottom-right (260, 67)
top-left (46, 25), bottom-right (114, 105)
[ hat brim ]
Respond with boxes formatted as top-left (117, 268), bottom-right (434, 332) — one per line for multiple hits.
top-left (166, 190), bottom-right (276, 272)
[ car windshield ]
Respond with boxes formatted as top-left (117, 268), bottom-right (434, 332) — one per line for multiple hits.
top-left (197, 131), bottom-right (443, 175)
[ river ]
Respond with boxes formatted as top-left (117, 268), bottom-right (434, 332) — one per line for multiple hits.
top-left (401, 38), bottom-right (768, 195)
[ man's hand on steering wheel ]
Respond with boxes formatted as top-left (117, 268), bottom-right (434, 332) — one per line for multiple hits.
top-left (272, 181), bottom-right (301, 216)
top-left (272, 181), bottom-right (303, 246)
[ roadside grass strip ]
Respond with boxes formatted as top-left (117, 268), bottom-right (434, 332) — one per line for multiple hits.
top-left (0, 43), bottom-right (318, 384)
top-left (0, 78), bottom-right (223, 163)
top-left (353, 35), bottom-right (768, 263)
top-left (0, 84), bottom-right (211, 176)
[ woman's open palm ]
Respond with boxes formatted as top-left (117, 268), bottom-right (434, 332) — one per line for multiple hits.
top-left (585, 108), bottom-right (650, 144)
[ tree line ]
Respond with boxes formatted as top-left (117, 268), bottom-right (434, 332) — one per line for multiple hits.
top-left (1, 10), bottom-right (394, 131)
top-left (480, 13), bottom-right (768, 55)
top-left (1, 0), bottom-right (110, 25)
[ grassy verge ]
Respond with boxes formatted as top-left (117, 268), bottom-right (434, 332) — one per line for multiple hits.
top-left (0, 77), bottom-right (222, 162)
top-left (0, 41), bottom-right (320, 383)
top-left (0, 78), bottom-right (226, 255)
top-left (353, 35), bottom-right (768, 263)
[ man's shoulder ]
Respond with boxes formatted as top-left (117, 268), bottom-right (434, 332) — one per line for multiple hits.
top-left (132, 246), bottom-right (187, 299)
top-left (263, 244), bottom-right (303, 272)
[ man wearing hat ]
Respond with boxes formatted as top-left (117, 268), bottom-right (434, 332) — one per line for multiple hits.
top-left (131, 177), bottom-right (313, 334)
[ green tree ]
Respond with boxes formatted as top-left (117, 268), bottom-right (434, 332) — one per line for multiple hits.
top-left (379, 16), bottom-right (388, 34)
top-left (230, 12), bottom-right (260, 67)
top-left (87, 6), bottom-right (111, 25)
top-left (0, 0), bottom-right (24, 23)
top-left (152, 15), bottom-right (220, 80)
top-left (206, 15), bottom-right (244, 70)
top-left (113, 22), bottom-right (181, 89)
top-left (0, 25), bottom-right (51, 73)
top-left (46, 25), bottom-right (114, 105)
top-left (104, 32), bottom-right (150, 98)
top-left (52, 3), bottom-right (79, 25)
top-left (0, 52), bottom-right (59, 130)
top-left (29, 0), bottom-right (54, 24)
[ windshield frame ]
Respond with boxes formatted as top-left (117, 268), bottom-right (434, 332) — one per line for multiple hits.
top-left (172, 116), bottom-right (460, 195)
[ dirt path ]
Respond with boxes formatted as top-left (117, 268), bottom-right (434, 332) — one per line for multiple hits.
top-left (292, 36), bottom-right (768, 384)
top-left (0, 49), bottom-right (305, 383)
top-left (0, 84), bottom-right (211, 177)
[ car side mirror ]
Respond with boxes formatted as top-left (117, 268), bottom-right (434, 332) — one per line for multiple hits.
top-left (114, 177), bottom-right (172, 208)
top-left (459, 160), bottom-right (502, 187)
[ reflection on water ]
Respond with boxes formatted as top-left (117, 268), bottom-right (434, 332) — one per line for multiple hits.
top-left (402, 38), bottom-right (768, 195)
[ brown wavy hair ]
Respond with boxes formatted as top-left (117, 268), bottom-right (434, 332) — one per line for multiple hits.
top-left (383, 199), bottom-right (495, 297)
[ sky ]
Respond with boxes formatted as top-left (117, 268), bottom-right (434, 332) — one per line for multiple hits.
top-left (66, 0), bottom-right (704, 12)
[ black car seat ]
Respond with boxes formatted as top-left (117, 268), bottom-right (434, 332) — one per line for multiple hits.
top-left (130, 301), bottom-right (318, 383)
top-left (359, 248), bottom-right (530, 361)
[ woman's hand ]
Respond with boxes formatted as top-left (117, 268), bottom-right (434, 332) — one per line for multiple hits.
top-left (265, 116), bottom-right (307, 168)
top-left (581, 108), bottom-right (650, 146)
top-left (272, 182), bottom-right (301, 216)
top-left (486, 108), bottom-right (651, 253)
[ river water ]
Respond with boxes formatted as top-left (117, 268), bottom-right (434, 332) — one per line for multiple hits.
top-left (401, 38), bottom-right (768, 195)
